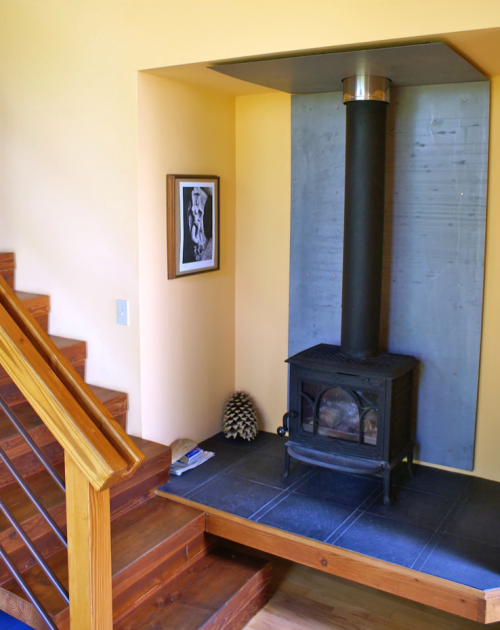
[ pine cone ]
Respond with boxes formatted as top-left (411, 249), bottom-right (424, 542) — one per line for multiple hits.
top-left (222, 392), bottom-right (259, 441)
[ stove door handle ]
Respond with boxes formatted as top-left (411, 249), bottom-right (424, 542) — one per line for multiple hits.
top-left (277, 411), bottom-right (297, 436)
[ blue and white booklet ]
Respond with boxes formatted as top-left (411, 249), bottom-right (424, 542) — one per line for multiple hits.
top-left (170, 446), bottom-right (214, 476)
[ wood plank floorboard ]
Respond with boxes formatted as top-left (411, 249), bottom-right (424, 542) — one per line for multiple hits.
top-left (244, 561), bottom-right (499, 630)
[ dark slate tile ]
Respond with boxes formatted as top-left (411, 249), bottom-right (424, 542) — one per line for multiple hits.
top-left (206, 431), bottom-right (279, 452)
top-left (325, 510), bottom-right (364, 543)
top-left (157, 464), bottom-right (221, 497)
top-left (393, 463), bottom-right (469, 499)
top-left (229, 452), bottom-right (311, 489)
top-left (334, 513), bottom-right (434, 568)
top-left (446, 496), bottom-right (500, 548)
top-left (466, 476), bottom-right (500, 506)
top-left (295, 468), bottom-right (381, 509)
top-left (189, 474), bottom-right (282, 518)
top-left (158, 442), bottom-right (247, 497)
top-left (196, 440), bottom-right (253, 470)
top-left (258, 493), bottom-right (354, 542)
top-left (422, 533), bottom-right (500, 589)
top-left (366, 487), bottom-right (455, 531)
top-left (259, 436), bottom-right (288, 458)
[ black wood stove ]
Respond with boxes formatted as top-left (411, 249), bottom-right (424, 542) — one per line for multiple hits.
top-left (278, 76), bottom-right (418, 505)
top-left (280, 344), bottom-right (416, 505)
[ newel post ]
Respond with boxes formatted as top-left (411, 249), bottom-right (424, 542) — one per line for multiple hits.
top-left (65, 455), bottom-right (113, 630)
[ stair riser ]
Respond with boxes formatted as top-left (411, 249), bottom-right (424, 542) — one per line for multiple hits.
top-left (112, 531), bottom-right (213, 624)
top-left (3, 547), bottom-right (272, 630)
top-left (0, 411), bottom-right (127, 490)
top-left (55, 513), bottom-right (208, 630)
top-left (114, 548), bottom-right (272, 630)
top-left (109, 447), bottom-right (171, 520)
top-left (0, 362), bottom-right (85, 408)
top-left (113, 412), bottom-right (127, 432)
top-left (12, 298), bottom-right (50, 333)
top-left (0, 448), bottom-right (166, 563)
top-left (34, 314), bottom-right (48, 332)
top-left (0, 501), bottom-right (66, 557)
top-left (204, 563), bottom-right (272, 630)
top-left (0, 254), bottom-right (15, 290)
top-left (110, 468), bottom-right (170, 520)
top-left (0, 531), bottom-right (65, 587)
top-left (217, 581), bottom-right (271, 630)
top-left (112, 513), bottom-right (206, 600)
top-left (0, 355), bottom-right (84, 389)
top-left (1, 271), bottom-right (14, 290)
top-left (0, 392), bottom-right (128, 491)
top-left (0, 439), bottom-right (64, 488)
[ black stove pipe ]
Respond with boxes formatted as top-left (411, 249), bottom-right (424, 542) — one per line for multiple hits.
top-left (340, 76), bottom-right (390, 359)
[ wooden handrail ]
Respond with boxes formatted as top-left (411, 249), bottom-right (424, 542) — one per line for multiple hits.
top-left (0, 274), bottom-right (144, 481)
top-left (0, 303), bottom-right (128, 491)
top-left (0, 272), bottom-right (144, 628)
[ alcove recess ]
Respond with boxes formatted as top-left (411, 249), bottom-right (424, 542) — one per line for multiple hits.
top-left (209, 43), bottom-right (489, 472)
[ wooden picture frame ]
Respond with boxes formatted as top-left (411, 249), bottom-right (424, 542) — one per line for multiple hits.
top-left (167, 175), bottom-right (220, 279)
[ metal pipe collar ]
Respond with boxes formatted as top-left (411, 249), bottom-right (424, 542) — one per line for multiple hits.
top-left (343, 76), bottom-right (390, 104)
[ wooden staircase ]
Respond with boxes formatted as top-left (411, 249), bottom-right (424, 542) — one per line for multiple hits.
top-left (0, 253), bottom-right (271, 630)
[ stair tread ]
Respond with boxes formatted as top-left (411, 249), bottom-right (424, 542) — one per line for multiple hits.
top-left (111, 497), bottom-right (204, 576)
top-left (114, 546), bottom-right (271, 630)
top-left (0, 438), bottom-right (170, 584)
top-left (88, 385), bottom-right (128, 412)
top-left (49, 335), bottom-right (87, 363)
top-left (0, 463), bottom-right (66, 536)
top-left (0, 335), bottom-right (87, 409)
top-left (1, 498), bottom-right (205, 620)
top-left (14, 291), bottom-right (50, 313)
top-left (0, 386), bottom-right (126, 449)
top-left (0, 436), bottom-right (170, 536)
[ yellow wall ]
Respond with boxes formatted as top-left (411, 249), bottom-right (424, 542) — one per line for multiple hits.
top-left (137, 73), bottom-right (235, 445)
top-left (2, 1), bottom-right (500, 473)
top-left (235, 93), bottom-right (291, 430)
top-left (474, 75), bottom-right (500, 481)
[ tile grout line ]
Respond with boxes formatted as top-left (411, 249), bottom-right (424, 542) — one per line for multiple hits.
top-left (324, 510), bottom-right (362, 545)
top-left (251, 468), bottom-right (318, 522)
top-left (328, 484), bottom-right (384, 545)
top-left (181, 441), bottom-right (273, 499)
top-left (184, 444), bottom-right (316, 509)
top-left (182, 451), bottom-right (256, 499)
top-left (410, 481), bottom-right (471, 571)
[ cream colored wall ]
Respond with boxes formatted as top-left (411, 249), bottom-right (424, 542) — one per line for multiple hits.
top-left (473, 75), bottom-right (500, 481)
top-left (137, 73), bottom-right (235, 445)
top-left (2, 1), bottom-right (500, 456)
top-left (235, 93), bottom-right (291, 430)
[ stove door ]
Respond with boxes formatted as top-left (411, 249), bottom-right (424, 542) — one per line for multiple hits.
top-left (300, 381), bottom-right (379, 448)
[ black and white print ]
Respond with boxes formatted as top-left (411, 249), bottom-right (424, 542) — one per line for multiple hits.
top-left (179, 183), bottom-right (215, 272)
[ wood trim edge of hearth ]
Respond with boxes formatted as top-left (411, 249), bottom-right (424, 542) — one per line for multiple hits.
top-left (156, 489), bottom-right (497, 624)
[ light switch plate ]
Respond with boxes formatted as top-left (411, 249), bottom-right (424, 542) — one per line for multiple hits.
top-left (117, 299), bottom-right (129, 326)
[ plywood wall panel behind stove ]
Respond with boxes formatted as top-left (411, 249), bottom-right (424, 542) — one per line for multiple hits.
top-left (289, 82), bottom-right (489, 471)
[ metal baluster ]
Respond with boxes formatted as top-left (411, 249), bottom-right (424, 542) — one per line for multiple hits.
top-left (0, 393), bottom-right (65, 493)
top-left (0, 444), bottom-right (67, 547)
top-left (0, 496), bottom-right (68, 603)
top-left (0, 544), bottom-right (59, 630)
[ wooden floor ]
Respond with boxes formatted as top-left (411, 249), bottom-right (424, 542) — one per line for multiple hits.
top-left (245, 560), bottom-right (499, 630)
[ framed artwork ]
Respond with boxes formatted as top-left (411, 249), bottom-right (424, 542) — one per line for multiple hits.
top-left (166, 175), bottom-right (220, 279)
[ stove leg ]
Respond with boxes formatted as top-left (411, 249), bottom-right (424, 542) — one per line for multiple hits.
top-left (383, 469), bottom-right (393, 506)
top-left (407, 451), bottom-right (414, 478)
top-left (283, 449), bottom-right (291, 479)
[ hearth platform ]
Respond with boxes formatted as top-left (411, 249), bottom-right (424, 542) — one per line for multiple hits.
top-left (157, 431), bottom-right (500, 624)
